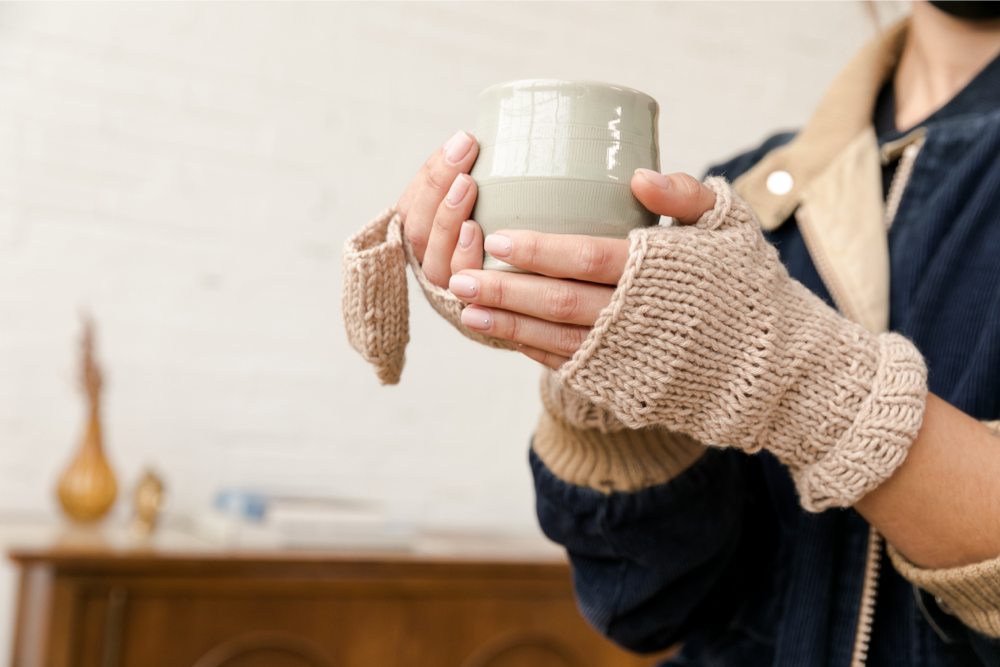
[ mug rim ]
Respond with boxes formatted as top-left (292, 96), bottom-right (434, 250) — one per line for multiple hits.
top-left (477, 79), bottom-right (657, 106)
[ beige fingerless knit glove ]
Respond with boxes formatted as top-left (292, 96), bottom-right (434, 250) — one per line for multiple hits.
top-left (342, 208), bottom-right (515, 384)
top-left (540, 369), bottom-right (629, 434)
top-left (536, 369), bottom-right (708, 494)
top-left (554, 178), bottom-right (928, 511)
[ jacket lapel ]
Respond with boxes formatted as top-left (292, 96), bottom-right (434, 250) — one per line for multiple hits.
top-left (795, 128), bottom-right (888, 333)
top-left (734, 20), bottom-right (909, 334)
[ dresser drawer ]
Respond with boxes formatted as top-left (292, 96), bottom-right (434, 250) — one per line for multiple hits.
top-left (12, 552), bottom-right (661, 667)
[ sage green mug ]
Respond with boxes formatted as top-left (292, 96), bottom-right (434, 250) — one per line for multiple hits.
top-left (470, 79), bottom-right (660, 271)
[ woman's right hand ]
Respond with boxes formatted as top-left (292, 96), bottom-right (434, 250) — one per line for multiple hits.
top-left (396, 131), bottom-right (486, 288)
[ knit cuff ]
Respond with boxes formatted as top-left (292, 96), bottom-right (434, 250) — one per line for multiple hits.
top-left (794, 333), bottom-right (928, 512)
top-left (888, 543), bottom-right (1000, 638)
top-left (541, 370), bottom-right (627, 434)
top-left (535, 376), bottom-right (706, 494)
top-left (342, 208), bottom-right (410, 385)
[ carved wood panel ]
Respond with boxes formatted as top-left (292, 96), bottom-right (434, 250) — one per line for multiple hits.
top-left (459, 630), bottom-right (588, 667)
top-left (190, 631), bottom-right (336, 667)
top-left (11, 552), bottom-right (669, 667)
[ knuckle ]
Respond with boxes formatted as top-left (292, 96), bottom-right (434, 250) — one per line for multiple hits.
top-left (406, 225), bottom-right (428, 253)
top-left (431, 211), bottom-right (456, 238)
top-left (493, 277), bottom-right (506, 309)
top-left (674, 172), bottom-right (702, 196)
top-left (422, 162), bottom-right (450, 194)
top-left (555, 326), bottom-right (585, 356)
top-left (520, 234), bottom-right (540, 268)
top-left (574, 239), bottom-right (608, 277)
top-left (505, 313), bottom-right (521, 343)
top-left (422, 263), bottom-right (446, 287)
top-left (546, 282), bottom-right (580, 322)
top-left (675, 174), bottom-right (710, 217)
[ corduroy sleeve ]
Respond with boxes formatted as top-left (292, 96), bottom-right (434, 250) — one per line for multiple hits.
top-left (532, 442), bottom-right (780, 654)
top-left (531, 374), bottom-right (777, 654)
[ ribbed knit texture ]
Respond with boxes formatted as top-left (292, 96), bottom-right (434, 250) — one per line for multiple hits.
top-left (888, 544), bottom-right (1000, 638)
top-left (540, 369), bottom-right (628, 434)
top-left (554, 178), bottom-right (929, 511)
top-left (535, 371), bottom-right (706, 494)
top-left (341, 208), bottom-right (410, 385)
top-left (342, 208), bottom-right (515, 385)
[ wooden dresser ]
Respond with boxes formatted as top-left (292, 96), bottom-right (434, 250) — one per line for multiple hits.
top-left (7, 526), bottom-right (666, 667)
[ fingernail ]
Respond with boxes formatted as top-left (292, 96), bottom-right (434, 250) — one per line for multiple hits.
top-left (449, 274), bottom-right (479, 298)
top-left (445, 174), bottom-right (471, 207)
top-left (461, 306), bottom-right (491, 330)
top-left (635, 168), bottom-right (671, 190)
top-left (458, 221), bottom-right (475, 248)
top-left (445, 131), bottom-right (473, 164)
top-left (484, 234), bottom-right (511, 258)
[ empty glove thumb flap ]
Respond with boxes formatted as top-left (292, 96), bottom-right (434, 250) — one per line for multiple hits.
top-left (342, 208), bottom-right (410, 385)
top-left (342, 208), bottom-right (517, 386)
top-left (400, 228), bottom-right (518, 353)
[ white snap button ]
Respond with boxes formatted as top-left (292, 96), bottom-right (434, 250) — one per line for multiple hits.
top-left (934, 596), bottom-right (955, 615)
top-left (766, 170), bottom-right (794, 195)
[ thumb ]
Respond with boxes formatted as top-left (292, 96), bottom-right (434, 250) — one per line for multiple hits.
top-left (631, 170), bottom-right (717, 226)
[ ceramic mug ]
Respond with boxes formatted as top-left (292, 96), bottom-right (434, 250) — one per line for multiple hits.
top-left (470, 79), bottom-right (660, 271)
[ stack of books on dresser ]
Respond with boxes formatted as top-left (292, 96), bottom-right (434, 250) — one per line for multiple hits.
top-left (194, 490), bottom-right (414, 551)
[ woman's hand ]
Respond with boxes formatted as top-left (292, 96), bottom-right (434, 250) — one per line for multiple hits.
top-left (396, 130), bottom-right (487, 288)
top-left (448, 170), bottom-right (717, 368)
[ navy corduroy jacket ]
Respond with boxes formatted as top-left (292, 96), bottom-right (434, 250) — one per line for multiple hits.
top-left (532, 46), bottom-right (1000, 667)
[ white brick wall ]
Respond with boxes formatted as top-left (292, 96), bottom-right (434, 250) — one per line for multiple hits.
top-left (0, 0), bottom-right (906, 656)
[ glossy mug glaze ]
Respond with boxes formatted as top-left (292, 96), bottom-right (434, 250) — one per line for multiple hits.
top-left (470, 79), bottom-right (660, 271)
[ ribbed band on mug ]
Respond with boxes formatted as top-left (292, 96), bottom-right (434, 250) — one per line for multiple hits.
top-left (474, 179), bottom-right (658, 238)
top-left (474, 123), bottom-right (657, 149)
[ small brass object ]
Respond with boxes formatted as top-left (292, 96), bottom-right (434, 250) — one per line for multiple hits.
top-left (130, 471), bottom-right (165, 538)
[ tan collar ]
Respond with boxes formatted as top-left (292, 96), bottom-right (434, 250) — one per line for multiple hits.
top-left (734, 20), bottom-right (911, 334)
top-left (735, 20), bottom-right (908, 231)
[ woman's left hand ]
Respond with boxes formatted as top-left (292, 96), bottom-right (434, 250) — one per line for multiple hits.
top-left (448, 170), bottom-right (717, 368)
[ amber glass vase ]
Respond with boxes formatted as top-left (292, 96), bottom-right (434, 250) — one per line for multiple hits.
top-left (58, 411), bottom-right (117, 522)
top-left (57, 318), bottom-right (117, 523)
